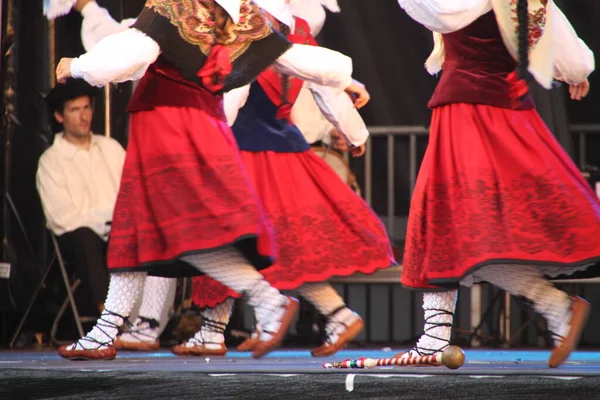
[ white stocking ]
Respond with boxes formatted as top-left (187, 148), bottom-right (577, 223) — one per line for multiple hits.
top-left (410, 290), bottom-right (457, 356)
top-left (183, 298), bottom-right (235, 349)
top-left (68, 272), bottom-right (146, 350)
top-left (472, 264), bottom-right (571, 343)
top-left (181, 248), bottom-right (289, 341)
top-left (298, 282), bottom-right (359, 344)
top-left (298, 282), bottom-right (345, 316)
top-left (120, 276), bottom-right (177, 343)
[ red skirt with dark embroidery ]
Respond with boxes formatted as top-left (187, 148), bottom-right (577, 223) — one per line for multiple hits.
top-left (107, 106), bottom-right (275, 276)
top-left (402, 103), bottom-right (600, 290)
top-left (192, 149), bottom-right (396, 308)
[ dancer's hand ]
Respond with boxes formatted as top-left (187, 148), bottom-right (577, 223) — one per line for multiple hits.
top-left (74, 0), bottom-right (94, 12)
top-left (345, 79), bottom-right (370, 109)
top-left (330, 128), bottom-right (349, 152)
top-left (569, 79), bottom-right (590, 101)
top-left (351, 144), bottom-right (366, 157)
top-left (56, 58), bottom-right (73, 83)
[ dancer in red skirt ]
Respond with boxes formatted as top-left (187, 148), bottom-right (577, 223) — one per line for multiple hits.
top-left (53, 0), bottom-right (370, 360)
top-left (174, 11), bottom-right (396, 358)
top-left (395, 0), bottom-right (599, 368)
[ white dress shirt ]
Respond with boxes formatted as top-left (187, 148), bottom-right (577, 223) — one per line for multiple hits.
top-left (36, 133), bottom-right (126, 239)
top-left (290, 86), bottom-right (334, 145)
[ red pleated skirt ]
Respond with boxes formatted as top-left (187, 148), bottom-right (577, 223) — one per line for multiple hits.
top-left (192, 149), bottom-right (396, 308)
top-left (107, 106), bottom-right (275, 276)
top-left (401, 103), bottom-right (600, 290)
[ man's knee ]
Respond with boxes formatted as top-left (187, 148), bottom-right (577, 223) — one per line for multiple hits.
top-left (70, 227), bottom-right (104, 243)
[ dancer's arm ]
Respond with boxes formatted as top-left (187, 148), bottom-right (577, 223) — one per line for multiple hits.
top-left (306, 83), bottom-right (369, 147)
top-left (79, 0), bottom-right (136, 51)
top-left (273, 44), bottom-right (352, 94)
top-left (273, 44), bottom-right (370, 108)
top-left (57, 29), bottom-right (161, 87)
top-left (551, 3), bottom-right (594, 89)
top-left (396, 0), bottom-right (491, 33)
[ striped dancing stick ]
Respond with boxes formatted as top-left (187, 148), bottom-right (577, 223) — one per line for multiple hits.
top-left (322, 345), bottom-right (465, 370)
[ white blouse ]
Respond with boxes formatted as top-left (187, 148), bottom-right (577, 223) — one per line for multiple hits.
top-left (70, 23), bottom-right (353, 93)
top-left (397, 0), bottom-right (594, 86)
top-left (80, 1), bottom-right (135, 51)
top-left (303, 83), bottom-right (369, 147)
top-left (76, 2), bottom-right (361, 145)
top-left (37, 133), bottom-right (126, 239)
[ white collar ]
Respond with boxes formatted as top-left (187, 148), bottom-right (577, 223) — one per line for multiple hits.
top-left (54, 132), bottom-right (98, 159)
top-left (216, 0), bottom-right (242, 24)
top-left (253, 0), bottom-right (295, 32)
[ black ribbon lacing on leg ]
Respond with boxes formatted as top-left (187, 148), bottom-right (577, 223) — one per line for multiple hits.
top-left (188, 317), bottom-right (227, 346)
top-left (126, 316), bottom-right (160, 342)
top-left (412, 308), bottom-right (453, 356)
top-left (254, 298), bottom-right (288, 338)
top-left (244, 283), bottom-right (288, 338)
top-left (74, 309), bottom-right (126, 350)
top-left (322, 306), bottom-right (349, 345)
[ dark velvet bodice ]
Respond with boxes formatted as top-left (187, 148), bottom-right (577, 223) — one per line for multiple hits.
top-left (232, 82), bottom-right (310, 153)
top-left (428, 11), bottom-right (534, 110)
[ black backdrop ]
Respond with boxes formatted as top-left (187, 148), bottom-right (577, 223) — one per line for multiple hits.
top-left (0, 0), bottom-right (599, 344)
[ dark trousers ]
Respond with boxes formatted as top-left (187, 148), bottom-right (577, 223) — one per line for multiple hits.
top-left (57, 227), bottom-right (109, 307)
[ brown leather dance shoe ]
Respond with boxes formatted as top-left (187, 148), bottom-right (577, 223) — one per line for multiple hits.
top-left (114, 338), bottom-right (160, 351)
top-left (171, 342), bottom-right (227, 356)
top-left (58, 344), bottom-right (117, 360)
top-left (548, 296), bottom-right (590, 368)
top-left (252, 297), bottom-right (299, 359)
top-left (237, 335), bottom-right (260, 352)
top-left (311, 317), bottom-right (364, 357)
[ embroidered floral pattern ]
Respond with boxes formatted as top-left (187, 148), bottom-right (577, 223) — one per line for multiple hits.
top-left (509, 0), bottom-right (548, 48)
top-left (145, 0), bottom-right (273, 60)
top-left (107, 107), bottom-right (276, 272)
top-left (401, 103), bottom-right (600, 289)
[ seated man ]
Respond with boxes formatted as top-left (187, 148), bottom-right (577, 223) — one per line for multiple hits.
top-left (37, 78), bottom-right (126, 314)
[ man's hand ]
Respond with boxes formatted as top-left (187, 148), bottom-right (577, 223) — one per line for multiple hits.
top-left (56, 58), bottom-right (74, 83)
top-left (350, 144), bottom-right (365, 157)
top-left (330, 128), bottom-right (349, 152)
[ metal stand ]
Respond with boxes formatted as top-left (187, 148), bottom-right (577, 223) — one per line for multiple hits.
top-left (9, 232), bottom-right (84, 347)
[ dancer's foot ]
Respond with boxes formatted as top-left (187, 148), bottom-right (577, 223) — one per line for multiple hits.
top-left (171, 340), bottom-right (227, 356)
top-left (58, 310), bottom-right (124, 360)
top-left (114, 317), bottom-right (160, 351)
top-left (392, 301), bottom-right (454, 367)
top-left (58, 344), bottom-right (116, 360)
top-left (237, 330), bottom-right (260, 352)
top-left (171, 317), bottom-right (228, 356)
top-left (114, 337), bottom-right (160, 351)
top-left (548, 296), bottom-right (590, 368)
top-left (311, 307), bottom-right (364, 357)
top-left (252, 296), bottom-right (299, 358)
